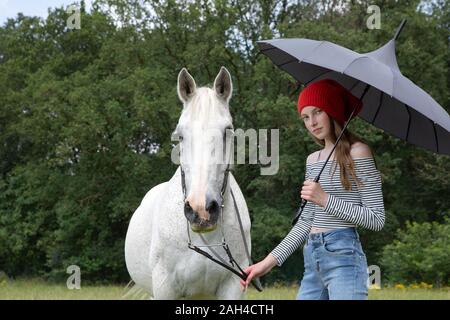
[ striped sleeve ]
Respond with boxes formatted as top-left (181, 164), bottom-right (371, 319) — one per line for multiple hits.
top-left (270, 166), bottom-right (314, 266)
top-left (323, 159), bottom-right (385, 231)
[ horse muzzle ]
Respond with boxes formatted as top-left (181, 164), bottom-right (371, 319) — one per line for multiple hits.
top-left (184, 200), bottom-right (221, 233)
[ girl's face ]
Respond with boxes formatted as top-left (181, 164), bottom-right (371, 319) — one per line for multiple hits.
top-left (300, 106), bottom-right (332, 140)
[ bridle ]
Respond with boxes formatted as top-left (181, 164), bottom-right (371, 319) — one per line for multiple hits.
top-left (178, 136), bottom-right (262, 292)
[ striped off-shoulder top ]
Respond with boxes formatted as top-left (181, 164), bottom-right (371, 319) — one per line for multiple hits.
top-left (270, 155), bottom-right (385, 266)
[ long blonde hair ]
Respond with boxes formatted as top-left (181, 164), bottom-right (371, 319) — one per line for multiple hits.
top-left (309, 119), bottom-right (374, 191)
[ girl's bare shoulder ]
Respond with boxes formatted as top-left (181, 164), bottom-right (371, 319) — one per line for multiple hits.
top-left (350, 142), bottom-right (373, 159)
top-left (306, 151), bottom-right (320, 164)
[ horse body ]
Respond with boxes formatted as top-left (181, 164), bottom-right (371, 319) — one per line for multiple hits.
top-left (125, 167), bottom-right (250, 299)
top-left (125, 67), bottom-right (252, 299)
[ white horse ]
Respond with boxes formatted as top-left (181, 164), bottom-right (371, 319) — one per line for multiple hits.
top-left (124, 67), bottom-right (252, 299)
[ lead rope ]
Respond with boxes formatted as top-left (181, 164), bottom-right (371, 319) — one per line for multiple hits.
top-left (229, 187), bottom-right (263, 290)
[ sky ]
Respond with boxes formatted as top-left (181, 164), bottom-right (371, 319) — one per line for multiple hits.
top-left (0, 0), bottom-right (93, 25)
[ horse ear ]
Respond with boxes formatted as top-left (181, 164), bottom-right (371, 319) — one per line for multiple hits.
top-left (213, 66), bottom-right (233, 103)
top-left (177, 68), bottom-right (197, 104)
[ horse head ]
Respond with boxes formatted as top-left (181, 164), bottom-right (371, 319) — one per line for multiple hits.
top-left (173, 67), bottom-right (234, 233)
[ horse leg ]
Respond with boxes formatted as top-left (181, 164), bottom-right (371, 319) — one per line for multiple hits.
top-left (151, 262), bottom-right (179, 300)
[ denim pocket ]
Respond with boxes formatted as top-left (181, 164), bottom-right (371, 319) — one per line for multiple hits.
top-left (323, 238), bottom-right (356, 256)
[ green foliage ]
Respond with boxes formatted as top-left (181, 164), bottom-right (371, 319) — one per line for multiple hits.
top-left (380, 217), bottom-right (450, 286)
top-left (0, 0), bottom-right (448, 284)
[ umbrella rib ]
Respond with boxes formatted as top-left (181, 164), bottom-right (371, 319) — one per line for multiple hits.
top-left (349, 80), bottom-right (360, 92)
top-left (431, 119), bottom-right (439, 153)
top-left (371, 92), bottom-right (383, 124)
top-left (305, 69), bottom-right (332, 85)
top-left (405, 104), bottom-right (411, 141)
top-left (342, 55), bottom-right (368, 74)
top-left (278, 58), bottom-right (299, 68)
top-left (258, 46), bottom-right (278, 53)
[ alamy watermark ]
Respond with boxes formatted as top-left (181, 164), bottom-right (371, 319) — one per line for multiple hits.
top-left (66, 265), bottom-right (81, 289)
top-left (368, 264), bottom-right (381, 288)
top-left (66, 5), bottom-right (81, 30)
top-left (367, 5), bottom-right (381, 30)
top-left (171, 128), bottom-right (279, 175)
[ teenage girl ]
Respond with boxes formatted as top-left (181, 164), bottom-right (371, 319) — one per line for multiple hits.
top-left (241, 79), bottom-right (385, 300)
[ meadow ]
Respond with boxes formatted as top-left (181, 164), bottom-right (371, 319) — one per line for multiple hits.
top-left (0, 279), bottom-right (448, 300)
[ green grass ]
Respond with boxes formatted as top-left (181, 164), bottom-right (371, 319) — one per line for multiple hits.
top-left (246, 285), bottom-right (450, 300)
top-left (0, 278), bottom-right (128, 300)
top-left (0, 279), bottom-right (449, 300)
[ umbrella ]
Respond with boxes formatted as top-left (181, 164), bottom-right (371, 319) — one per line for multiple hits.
top-left (256, 20), bottom-right (450, 225)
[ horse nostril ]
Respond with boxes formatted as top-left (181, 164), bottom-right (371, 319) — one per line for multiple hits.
top-left (206, 200), bottom-right (219, 213)
top-left (184, 201), bottom-right (198, 223)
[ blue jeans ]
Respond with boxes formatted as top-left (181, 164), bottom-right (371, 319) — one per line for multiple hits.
top-left (297, 227), bottom-right (369, 300)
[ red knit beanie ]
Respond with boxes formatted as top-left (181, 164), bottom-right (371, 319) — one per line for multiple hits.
top-left (297, 79), bottom-right (363, 126)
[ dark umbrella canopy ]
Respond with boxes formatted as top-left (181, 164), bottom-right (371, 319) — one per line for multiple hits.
top-left (257, 28), bottom-right (450, 155)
